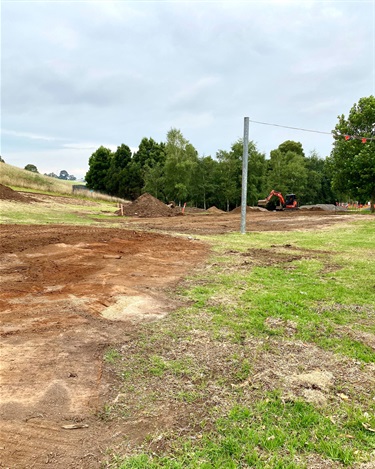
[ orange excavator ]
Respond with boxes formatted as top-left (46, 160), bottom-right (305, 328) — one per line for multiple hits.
top-left (258, 190), bottom-right (298, 211)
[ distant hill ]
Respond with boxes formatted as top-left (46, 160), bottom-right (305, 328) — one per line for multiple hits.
top-left (0, 163), bottom-right (128, 203)
top-left (0, 163), bottom-right (75, 194)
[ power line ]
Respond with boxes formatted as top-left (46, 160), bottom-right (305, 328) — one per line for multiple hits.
top-left (248, 119), bottom-right (375, 142)
top-left (249, 119), bottom-right (332, 135)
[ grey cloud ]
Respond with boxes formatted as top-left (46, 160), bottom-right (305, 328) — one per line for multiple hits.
top-left (1, 0), bottom-right (374, 175)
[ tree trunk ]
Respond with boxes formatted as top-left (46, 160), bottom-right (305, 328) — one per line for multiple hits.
top-left (371, 189), bottom-right (375, 213)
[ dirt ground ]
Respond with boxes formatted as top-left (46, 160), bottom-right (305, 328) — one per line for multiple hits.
top-left (0, 225), bottom-right (207, 468)
top-left (0, 204), bottom-right (373, 468)
top-left (120, 209), bottom-right (370, 234)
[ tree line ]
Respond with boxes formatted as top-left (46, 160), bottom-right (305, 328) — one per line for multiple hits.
top-left (85, 96), bottom-right (375, 211)
top-left (23, 164), bottom-right (77, 181)
top-left (85, 130), bottom-right (335, 210)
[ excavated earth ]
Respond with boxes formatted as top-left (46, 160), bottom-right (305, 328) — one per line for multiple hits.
top-left (1, 188), bottom-right (374, 468)
top-left (0, 225), bottom-right (207, 469)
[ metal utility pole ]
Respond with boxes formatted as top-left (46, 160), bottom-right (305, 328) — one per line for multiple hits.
top-left (240, 117), bottom-right (249, 234)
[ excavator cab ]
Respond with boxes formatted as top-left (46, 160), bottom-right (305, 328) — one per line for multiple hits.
top-left (285, 194), bottom-right (298, 209)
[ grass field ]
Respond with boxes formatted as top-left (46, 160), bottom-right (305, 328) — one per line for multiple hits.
top-left (104, 221), bottom-right (375, 469)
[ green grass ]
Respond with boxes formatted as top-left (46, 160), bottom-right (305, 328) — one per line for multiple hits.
top-left (116, 393), bottom-right (375, 468)
top-left (105, 220), bottom-right (375, 468)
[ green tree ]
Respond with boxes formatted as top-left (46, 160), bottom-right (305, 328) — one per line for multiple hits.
top-left (216, 148), bottom-right (241, 211)
top-left (265, 141), bottom-right (308, 200)
top-left (278, 140), bottom-right (305, 157)
top-left (104, 144), bottom-right (132, 197)
top-left (85, 146), bottom-right (113, 192)
top-left (230, 139), bottom-right (267, 206)
top-left (59, 170), bottom-right (69, 180)
top-left (190, 156), bottom-right (218, 209)
top-left (24, 164), bottom-right (38, 173)
top-left (331, 96), bottom-right (375, 212)
top-left (164, 128), bottom-right (198, 204)
top-left (143, 162), bottom-right (165, 199)
top-left (302, 150), bottom-right (323, 205)
top-left (130, 138), bottom-right (166, 199)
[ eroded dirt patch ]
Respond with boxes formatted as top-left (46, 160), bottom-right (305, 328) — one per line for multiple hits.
top-left (0, 224), bottom-right (208, 469)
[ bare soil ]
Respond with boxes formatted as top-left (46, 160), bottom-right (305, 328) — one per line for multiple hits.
top-left (0, 191), bottom-right (373, 468)
top-left (0, 225), bottom-right (207, 468)
top-left (120, 209), bottom-right (369, 234)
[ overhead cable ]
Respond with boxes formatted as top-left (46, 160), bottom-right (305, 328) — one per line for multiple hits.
top-left (248, 119), bottom-right (375, 142)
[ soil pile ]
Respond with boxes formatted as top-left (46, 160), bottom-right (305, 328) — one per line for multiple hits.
top-left (207, 206), bottom-right (225, 214)
top-left (231, 205), bottom-right (267, 213)
top-left (300, 204), bottom-right (345, 212)
top-left (184, 207), bottom-right (206, 213)
top-left (121, 193), bottom-right (178, 218)
top-left (0, 184), bottom-right (35, 203)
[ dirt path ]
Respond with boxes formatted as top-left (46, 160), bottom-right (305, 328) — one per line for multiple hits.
top-left (0, 225), bottom-right (207, 468)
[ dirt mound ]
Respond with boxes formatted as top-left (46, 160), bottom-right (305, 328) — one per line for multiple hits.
top-left (231, 205), bottom-right (267, 213)
top-left (300, 204), bottom-right (344, 212)
top-left (0, 184), bottom-right (35, 203)
top-left (121, 193), bottom-right (178, 218)
top-left (207, 206), bottom-right (225, 214)
top-left (184, 207), bottom-right (206, 213)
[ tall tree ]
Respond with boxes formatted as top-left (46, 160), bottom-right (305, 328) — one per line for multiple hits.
top-left (230, 139), bottom-right (267, 206)
top-left (130, 138), bottom-right (166, 199)
top-left (104, 144), bottom-right (132, 197)
top-left (190, 156), bottom-right (218, 209)
top-left (164, 128), bottom-right (198, 204)
top-left (265, 141), bottom-right (307, 199)
top-left (143, 162), bottom-right (165, 200)
top-left (302, 150), bottom-right (323, 205)
top-left (216, 148), bottom-right (242, 211)
top-left (278, 140), bottom-right (305, 157)
top-left (331, 96), bottom-right (375, 211)
top-left (85, 146), bottom-right (113, 192)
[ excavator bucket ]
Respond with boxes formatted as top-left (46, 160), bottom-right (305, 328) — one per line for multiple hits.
top-left (257, 198), bottom-right (268, 207)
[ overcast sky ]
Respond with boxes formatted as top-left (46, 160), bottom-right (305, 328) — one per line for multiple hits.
top-left (1, 0), bottom-right (374, 178)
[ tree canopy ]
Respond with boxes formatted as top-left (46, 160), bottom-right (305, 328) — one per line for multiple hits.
top-left (331, 96), bottom-right (375, 211)
top-left (85, 146), bottom-right (113, 192)
top-left (24, 164), bottom-right (38, 173)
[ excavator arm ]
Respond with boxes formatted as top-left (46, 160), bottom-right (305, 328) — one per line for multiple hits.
top-left (258, 190), bottom-right (285, 209)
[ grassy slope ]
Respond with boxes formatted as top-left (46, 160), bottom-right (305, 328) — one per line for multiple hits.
top-left (0, 162), bottom-right (77, 194)
top-left (0, 163), bottom-right (129, 225)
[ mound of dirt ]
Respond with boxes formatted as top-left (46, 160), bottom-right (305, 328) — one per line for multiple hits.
top-left (207, 206), bottom-right (225, 214)
top-left (0, 184), bottom-right (35, 203)
top-left (231, 205), bottom-right (267, 213)
top-left (300, 204), bottom-right (345, 212)
top-left (121, 193), bottom-right (178, 218)
top-left (184, 207), bottom-right (206, 213)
